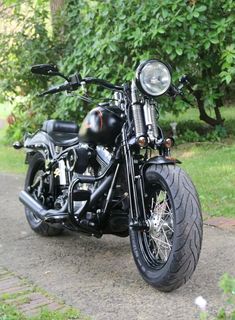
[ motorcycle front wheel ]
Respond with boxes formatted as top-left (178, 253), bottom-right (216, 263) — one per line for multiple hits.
top-left (130, 164), bottom-right (203, 292)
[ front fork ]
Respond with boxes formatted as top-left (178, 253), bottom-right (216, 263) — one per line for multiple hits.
top-left (122, 128), bottom-right (148, 231)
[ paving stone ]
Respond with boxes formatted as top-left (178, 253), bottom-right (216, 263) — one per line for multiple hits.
top-left (0, 270), bottom-right (9, 276)
top-left (19, 298), bottom-right (50, 312)
top-left (0, 278), bottom-right (21, 289)
top-left (0, 273), bottom-right (15, 281)
top-left (3, 293), bottom-right (32, 306)
top-left (0, 285), bottom-right (30, 295)
top-left (205, 217), bottom-right (235, 230)
top-left (0, 267), bottom-right (80, 318)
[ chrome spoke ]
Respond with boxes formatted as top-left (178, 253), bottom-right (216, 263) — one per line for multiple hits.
top-left (147, 188), bottom-right (174, 264)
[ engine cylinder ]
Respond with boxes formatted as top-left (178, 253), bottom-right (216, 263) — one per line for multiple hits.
top-left (66, 147), bottom-right (89, 174)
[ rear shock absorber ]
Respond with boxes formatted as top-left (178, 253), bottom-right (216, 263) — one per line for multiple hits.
top-left (131, 80), bottom-right (146, 139)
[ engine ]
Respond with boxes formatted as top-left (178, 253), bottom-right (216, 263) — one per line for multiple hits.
top-left (54, 144), bottom-right (112, 210)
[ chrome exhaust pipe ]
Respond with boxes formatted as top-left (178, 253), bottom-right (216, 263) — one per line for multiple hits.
top-left (19, 191), bottom-right (67, 222)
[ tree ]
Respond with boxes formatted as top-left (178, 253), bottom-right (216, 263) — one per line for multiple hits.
top-left (50, 0), bottom-right (64, 29)
top-left (61, 0), bottom-right (235, 127)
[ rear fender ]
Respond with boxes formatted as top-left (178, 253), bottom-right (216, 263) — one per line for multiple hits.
top-left (24, 131), bottom-right (55, 163)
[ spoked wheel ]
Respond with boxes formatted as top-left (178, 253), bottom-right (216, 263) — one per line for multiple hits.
top-left (130, 165), bottom-right (203, 292)
top-left (24, 153), bottom-right (63, 236)
top-left (140, 189), bottom-right (174, 268)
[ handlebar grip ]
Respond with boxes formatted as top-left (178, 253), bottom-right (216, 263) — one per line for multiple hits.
top-left (39, 83), bottom-right (71, 97)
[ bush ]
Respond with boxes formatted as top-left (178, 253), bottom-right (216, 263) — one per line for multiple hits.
top-left (0, 0), bottom-right (235, 141)
top-left (0, 1), bottom-right (62, 140)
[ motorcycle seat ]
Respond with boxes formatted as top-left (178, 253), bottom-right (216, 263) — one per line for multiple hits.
top-left (42, 120), bottom-right (79, 147)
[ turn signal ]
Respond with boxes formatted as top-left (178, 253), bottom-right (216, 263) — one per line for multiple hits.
top-left (138, 136), bottom-right (148, 147)
top-left (164, 138), bottom-right (174, 149)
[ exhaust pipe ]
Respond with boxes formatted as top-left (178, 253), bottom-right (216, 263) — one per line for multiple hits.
top-left (19, 191), bottom-right (47, 220)
top-left (19, 173), bottom-right (114, 222)
top-left (19, 191), bottom-right (68, 222)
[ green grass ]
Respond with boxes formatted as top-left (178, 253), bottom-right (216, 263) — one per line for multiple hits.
top-left (0, 145), bottom-right (26, 174)
top-left (0, 103), bottom-right (26, 174)
top-left (160, 106), bottom-right (235, 137)
top-left (161, 105), bottom-right (235, 218)
top-left (0, 102), bottom-right (13, 118)
top-left (173, 143), bottom-right (235, 218)
top-left (0, 302), bottom-right (87, 320)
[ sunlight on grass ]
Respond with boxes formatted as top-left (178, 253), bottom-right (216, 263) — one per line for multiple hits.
top-left (0, 146), bottom-right (26, 174)
top-left (173, 143), bottom-right (235, 218)
top-left (0, 102), bottom-right (12, 118)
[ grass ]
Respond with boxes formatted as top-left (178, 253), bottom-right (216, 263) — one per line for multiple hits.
top-left (0, 101), bottom-right (12, 118)
top-left (173, 143), bottom-right (235, 218)
top-left (0, 145), bottom-right (26, 174)
top-left (0, 301), bottom-right (86, 320)
top-left (161, 106), bottom-right (235, 218)
top-left (0, 103), bottom-right (26, 174)
top-left (160, 106), bottom-right (235, 137)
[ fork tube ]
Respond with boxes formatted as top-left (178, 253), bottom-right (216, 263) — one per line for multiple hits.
top-left (122, 127), bottom-right (140, 220)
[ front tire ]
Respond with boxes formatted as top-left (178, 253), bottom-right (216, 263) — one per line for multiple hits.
top-left (24, 153), bottom-right (63, 236)
top-left (130, 165), bottom-right (203, 292)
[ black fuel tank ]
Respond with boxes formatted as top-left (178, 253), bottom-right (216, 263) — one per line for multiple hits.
top-left (79, 105), bottom-right (124, 146)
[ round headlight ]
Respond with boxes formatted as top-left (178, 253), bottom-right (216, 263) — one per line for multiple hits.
top-left (136, 59), bottom-right (171, 97)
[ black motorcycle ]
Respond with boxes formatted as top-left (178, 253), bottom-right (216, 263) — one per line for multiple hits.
top-left (17, 60), bottom-right (202, 291)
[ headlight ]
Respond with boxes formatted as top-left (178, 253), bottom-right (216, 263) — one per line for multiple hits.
top-left (136, 59), bottom-right (171, 97)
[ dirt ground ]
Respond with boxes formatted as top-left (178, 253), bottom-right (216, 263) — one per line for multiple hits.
top-left (0, 173), bottom-right (234, 320)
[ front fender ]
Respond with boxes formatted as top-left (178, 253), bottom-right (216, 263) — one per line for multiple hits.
top-left (141, 155), bottom-right (181, 172)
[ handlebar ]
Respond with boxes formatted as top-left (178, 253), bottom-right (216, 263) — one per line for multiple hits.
top-left (84, 77), bottom-right (123, 91)
top-left (39, 83), bottom-right (72, 96)
top-left (38, 73), bottom-right (123, 97)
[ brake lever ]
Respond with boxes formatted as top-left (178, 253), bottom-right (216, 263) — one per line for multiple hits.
top-left (169, 75), bottom-right (194, 106)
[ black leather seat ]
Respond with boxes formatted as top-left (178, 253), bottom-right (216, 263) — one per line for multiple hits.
top-left (42, 120), bottom-right (79, 147)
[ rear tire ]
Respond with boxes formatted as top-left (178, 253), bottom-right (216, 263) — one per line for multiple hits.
top-left (130, 165), bottom-right (203, 292)
top-left (24, 153), bottom-right (63, 236)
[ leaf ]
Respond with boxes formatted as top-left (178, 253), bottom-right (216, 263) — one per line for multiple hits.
top-left (166, 46), bottom-right (172, 54)
top-left (210, 38), bottom-right (219, 44)
top-left (225, 74), bottom-right (232, 84)
top-left (197, 5), bottom-right (207, 12)
top-left (204, 42), bottom-right (210, 50)
top-left (176, 48), bottom-right (183, 56)
top-left (193, 11), bottom-right (200, 18)
top-left (157, 27), bottom-right (165, 34)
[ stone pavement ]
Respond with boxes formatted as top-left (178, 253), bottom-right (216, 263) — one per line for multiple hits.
top-left (204, 217), bottom-right (235, 231)
top-left (0, 267), bottom-right (84, 318)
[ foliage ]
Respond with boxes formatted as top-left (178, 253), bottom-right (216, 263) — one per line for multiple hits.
top-left (0, 1), bottom-right (62, 140)
top-left (176, 125), bottom-right (227, 144)
top-left (0, 0), bottom-right (235, 140)
top-left (60, 0), bottom-right (235, 126)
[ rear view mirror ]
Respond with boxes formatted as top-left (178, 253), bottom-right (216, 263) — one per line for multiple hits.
top-left (31, 64), bottom-right (59, 76)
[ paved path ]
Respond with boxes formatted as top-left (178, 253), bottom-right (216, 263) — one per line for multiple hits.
top-left (0, 173), bottom-right (234, 320)
top-left (0, 267), bottom-right (75, 318)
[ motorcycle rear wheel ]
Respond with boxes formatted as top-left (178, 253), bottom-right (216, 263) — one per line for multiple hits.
top-left (24, 152), bottom-right (63, 236)
top-left (130, 164), bottom-right (203, 292)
